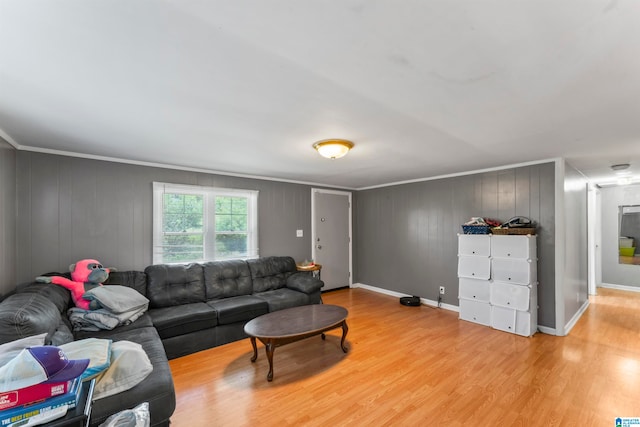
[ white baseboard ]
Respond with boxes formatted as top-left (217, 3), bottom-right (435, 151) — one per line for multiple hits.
top-left (562, 299), bottom-right (590, 336)
top-left (349, 283), bottom-right (561, 335)
top-left (537, 325), bottom-right (557, 335)
top-left (599, 283), bottom-right (640, 293)
top-left (351, 283), bottom-right (459, 312)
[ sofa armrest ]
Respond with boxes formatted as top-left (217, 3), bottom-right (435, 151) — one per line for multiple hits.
top-left (0, 293), bottom-right (61, 345)
top-left (286, 273), bottom-right (323, 294)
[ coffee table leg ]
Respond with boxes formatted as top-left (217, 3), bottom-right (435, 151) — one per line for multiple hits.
top-left (340, 320), bottom-right (349, 353)
top-left (250, 337), bottom-right (258, 362)
top-left (265, 340), bottom-right (275, 381)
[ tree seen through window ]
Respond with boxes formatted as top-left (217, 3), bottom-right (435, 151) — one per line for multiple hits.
top-left (215, 196), bottom-right (248, 258)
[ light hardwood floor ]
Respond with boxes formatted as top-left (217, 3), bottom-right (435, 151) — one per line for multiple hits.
top-left (168, 287), bottom-right (640, 426)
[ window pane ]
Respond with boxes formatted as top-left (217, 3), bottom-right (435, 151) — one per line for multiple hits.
top-left (215, 234), bottom-right (247, 258)
top-left (163, 194), bottom-right (203, 233)
top-left (216, 215), bottom-right (247, 232)
top-left (232, 216), bottom-right (247, 230)
top-left (164, 194), bottom-right (203, 214)
top-left (231, 199), bottom-right (247, 214)
top-left (162, 234), bottom-right (204, 262)
top-left (215, 197), bottom-right (231, 214)
top-left (216, 196), bottom-right (248, 232)
top-left (162, 193), bottom-right (204, 261)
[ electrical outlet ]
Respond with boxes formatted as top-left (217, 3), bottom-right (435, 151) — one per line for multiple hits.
top-left (439, 286), bottom-right (445, 295)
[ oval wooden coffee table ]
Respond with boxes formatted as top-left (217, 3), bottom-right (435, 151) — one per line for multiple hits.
top-left (244, 304), bottom-right (349, 381)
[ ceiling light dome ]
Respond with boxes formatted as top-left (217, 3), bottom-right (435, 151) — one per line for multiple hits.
top-left (313, 139), bottom-right (354, 159)
top-left (611, 163), bottom-right (630, 171)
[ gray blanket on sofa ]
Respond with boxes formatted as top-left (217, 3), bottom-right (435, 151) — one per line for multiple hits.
top-left (68, 285), bottom-right (149, 331)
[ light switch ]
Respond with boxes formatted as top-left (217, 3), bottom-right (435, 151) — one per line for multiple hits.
top-left (296, 229), bottom-right (303, 237)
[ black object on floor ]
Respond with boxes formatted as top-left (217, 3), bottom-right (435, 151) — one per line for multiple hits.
top-left (399, 296), bottom-right (421, 306)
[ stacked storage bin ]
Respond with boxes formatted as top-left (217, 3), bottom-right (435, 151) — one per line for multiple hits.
top-left (457, 234), bottom-right (492, 326)
top-left (489, 235), bottom-right (537, 336)
top-left (458, 234), bottom-right (538, 337)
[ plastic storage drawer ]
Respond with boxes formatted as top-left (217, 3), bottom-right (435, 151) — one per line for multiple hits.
top-left (459, 299), bottom-right (491, 326)
top-left (458, 234), bottom-right (491, 257)
top-left (490, 281), bottom-right (532, 311)
top-left (459, 277), bottom-right (491, 302)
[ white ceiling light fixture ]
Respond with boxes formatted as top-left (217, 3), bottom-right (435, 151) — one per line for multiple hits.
top-left (313, 139), bottom-right (354, 159)
top-left (611, 163), bottom-right (630, 171)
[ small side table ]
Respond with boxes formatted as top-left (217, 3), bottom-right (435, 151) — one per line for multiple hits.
top-left (296, 263), bottom-right (322, 280)
top-left (46, 379), bottom-right (95, 427)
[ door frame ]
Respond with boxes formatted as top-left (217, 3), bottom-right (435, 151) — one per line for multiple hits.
top-left (311, 188), bottom-right (353, 288)
top-left (587, 185), bottom-right (601, 295)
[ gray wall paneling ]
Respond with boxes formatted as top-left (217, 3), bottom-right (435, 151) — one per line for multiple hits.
top-left (0, 139), bottom-right (16, 297)
top-left (16, 152), bottom-right (338, 284)
top-left (14, 151), bottom-right (558, 329)
top-left (354, 162), bottom-right (556, 329)
top-left (537, 164), bottom-right (556, 327)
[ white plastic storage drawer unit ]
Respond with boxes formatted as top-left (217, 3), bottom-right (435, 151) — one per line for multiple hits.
top-left (490, 281), bottom-right (534, 311)
top-left (459, 299), bottom-right (491, 326)
top-left (458, 277), bottom-right (490, 303)
top-left (458, 234), bottom-right (491, 256)
top-left (491, 258), bottom-right (537, 285)
top-left (457, 256), bottom-right (491, 280)
top-left (491, 304), bottom-right (537, 337)
top-left (457, 234), bottom-right (492, 328)
top-left (490, 235), bottom-right (536, 259)
top-left (457, 233), bottom-right (538, 337)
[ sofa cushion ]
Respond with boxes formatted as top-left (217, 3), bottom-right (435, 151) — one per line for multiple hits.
top-left (206, 296), bottom-right (268, 325)
top-left (286, 273), bottom-right (324, 294)
top-left (104, 270), bottom-right (148, 297)
top-left (254, 288), bottom-right (311, 312)
top-left (148, 303), bottom-right (217, 339)
top-left (145, 263), bottom-right (206, 308)
top-left (0, 293), bottom-right (61, 345)
top-left (246, 256), bottom-right (297, 293)
top-left (203, 259), bottom-right (253, 299)
top-left (161, 329), bottom-right (217, 360)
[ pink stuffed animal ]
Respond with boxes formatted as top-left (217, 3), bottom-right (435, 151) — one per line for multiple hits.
top-left (36, 259), bottom-right (114, 310)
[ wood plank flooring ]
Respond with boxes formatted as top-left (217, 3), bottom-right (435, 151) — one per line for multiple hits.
top-left (168, 287), bottom-right (640, 426)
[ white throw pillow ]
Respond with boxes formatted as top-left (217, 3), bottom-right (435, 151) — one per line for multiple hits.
top-left (93, 341), bottom-right (153, 400)
top-left (60, 338), bottom-right (112, 380)
top-left (0, 333), bottom-right (47, 367)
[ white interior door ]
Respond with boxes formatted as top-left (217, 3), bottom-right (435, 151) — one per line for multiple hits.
top-left (312, 189), bottom-right (352, 291)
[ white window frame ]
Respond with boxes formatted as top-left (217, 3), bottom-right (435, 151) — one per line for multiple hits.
top-left (153, 182), bottom-right (259, 264)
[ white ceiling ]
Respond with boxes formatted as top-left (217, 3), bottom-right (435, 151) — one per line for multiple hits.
top-left (1, 0), bottom-right (640, 189)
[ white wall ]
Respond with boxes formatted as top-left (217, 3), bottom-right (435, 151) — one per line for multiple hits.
top-left (601, 184), bottom-right (640, 288)
top-left (560, 162), bottom-right (589, 333)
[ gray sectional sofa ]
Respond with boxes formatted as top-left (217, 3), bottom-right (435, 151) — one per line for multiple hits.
top-left (0, 256), bottom-right (323, 427)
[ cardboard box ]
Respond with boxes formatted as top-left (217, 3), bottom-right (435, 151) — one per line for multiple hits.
top-left (0, 378), bottom-right (80, 426)
top-left (0, 380), bottom-right (73, 411)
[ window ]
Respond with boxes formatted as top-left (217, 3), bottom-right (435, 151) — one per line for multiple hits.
top-left (153, 182), bottom-right (258, 264)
